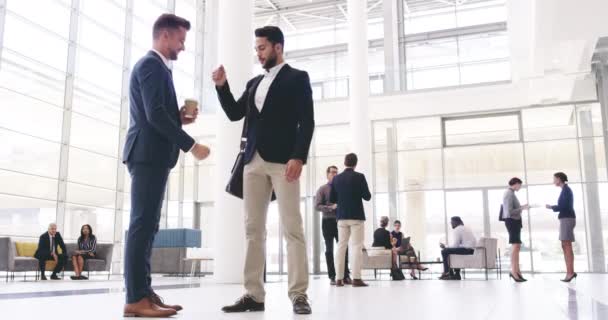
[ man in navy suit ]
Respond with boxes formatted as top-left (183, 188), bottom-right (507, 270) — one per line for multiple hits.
top-left (122, 14), bottom-right (209, 318)
top-left (213, 26), bottom-right (314, 315)
top-left (330, 153), bottom-right (372, 287)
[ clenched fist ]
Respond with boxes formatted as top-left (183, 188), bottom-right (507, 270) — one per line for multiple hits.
top-left (191, 143), bottom-right (211, 161)
top-left (212, 65), bottom-right (227, 87)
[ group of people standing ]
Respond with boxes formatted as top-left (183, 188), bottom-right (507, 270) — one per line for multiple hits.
top-left (503, 172), bottom-right (577, 283)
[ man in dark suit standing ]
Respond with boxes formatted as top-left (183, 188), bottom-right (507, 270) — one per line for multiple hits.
top-left (330, 153), bottom-right (372, 287)
top-left (122, 14), bottom-right (210, 318)
top-left (34, 223), bottom-right (67, 280)
top-left (213, 26), bottom-right (315, 315)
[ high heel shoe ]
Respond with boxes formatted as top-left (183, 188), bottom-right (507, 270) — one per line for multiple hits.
top-left (517, 273), bottom-right (528, 282)
top-left (410, 272), bottom-right (419, 280)
top-left (561, 272), bottom-right (577, 282)
top-left (510, 273), bottom-right (525, 283)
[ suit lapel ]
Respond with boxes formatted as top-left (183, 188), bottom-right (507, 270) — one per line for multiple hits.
top-left (248, 75), bottom-right (264, 116)
top-left (259, 64), bottom-right (290, 116)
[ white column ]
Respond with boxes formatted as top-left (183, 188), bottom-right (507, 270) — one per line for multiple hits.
top-left (348, 0), bottom-right (373, 242)
top-left (212, 0), bottom-right (253, 283)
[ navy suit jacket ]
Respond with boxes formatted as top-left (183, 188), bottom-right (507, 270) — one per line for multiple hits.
top-left (330, 168), bottom-right (372, 221)
top-left (216, 64), bottom-right (315, 164)
top-left (34, 232), bottom-right (67, 258)
top-left (122, 51), bottom-right (195, 169)
top-left (551, 184), bottom-right (576, 219)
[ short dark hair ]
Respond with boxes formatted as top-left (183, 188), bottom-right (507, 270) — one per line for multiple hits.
top-left (554, 172), bottom-right (568, 183)
top-left (451, 216), bottom-right (464, 226)
top-left (326, 165), bottom-right (338, 174)
top-left (153, 13), bottom-right (191, 39)
top-left (255, 26), bottom-right (284, 47)
top-left (509, 177), bottom-right (523, 186)
top-left (344, 153), bottom-right (358, 167)
top-left (394, 220), bottom-right (401, 225)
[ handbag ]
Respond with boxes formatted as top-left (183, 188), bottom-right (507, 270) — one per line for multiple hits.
top-left (390, 267), bottom-right (405, 281)
top-left (498, 204), bottom-right (505, 221)
top-left (225, 99), bottom-right (276, 201)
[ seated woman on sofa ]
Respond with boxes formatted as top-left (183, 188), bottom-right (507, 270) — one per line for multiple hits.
top-left (71, 224), bottom-right (97, 280)
top-left (391, 220), bottom-right (427, 280)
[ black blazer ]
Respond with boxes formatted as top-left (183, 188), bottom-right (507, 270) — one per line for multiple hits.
top-left (372, 228), bottom-right (392, 249)
top-left (551, 184), bottom-right (576, 219)
top-left (330, 168), bottom-right (372, 221)
top-left (34, 232), bottom-right (67, 258)
top-left (216, 64), bottom-right (315, 164)
top-left (122, 51), bottom-right (195, 169)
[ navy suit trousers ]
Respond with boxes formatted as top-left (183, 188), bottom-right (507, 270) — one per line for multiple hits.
top-left (124, 164), bottom-right (170, 304)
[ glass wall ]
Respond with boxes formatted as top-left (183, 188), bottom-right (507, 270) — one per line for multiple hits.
top-left (373, 103), bottom-right (608, 272)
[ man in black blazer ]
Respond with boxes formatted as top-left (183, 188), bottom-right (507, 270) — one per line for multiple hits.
top-left (34, 223), bottom-right (67, 280)
top-left (122, 14), bottom-right (209, 318)
top-left (330, 153), bottom-right (372, 287)
top-left (213, 26), bottom-right (314, 315)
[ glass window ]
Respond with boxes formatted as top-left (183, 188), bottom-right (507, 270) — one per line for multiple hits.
top-left (70, 113), bottom-right (119, 157)
top-left (523, 105), bottom-right (577, 141)
top-left (67, 147), bottom-right (117, 189)
top-left (456, 2), bottom-right (507, 27)
top-left (578, 138), bottom-right (607, 183)
top-left (397, 149), bottom-right (443, 191)
top-left (445, 190), bottom-right (484, 239)
top-left (374, 152), bottom-right (389, 193)
top-left (0, 169), bottom-right (58, 201)
top-left (373, 121), bottom-right (393, 153)
top-left (77, 16), bottom-right (125, 65)
top-left (0, 129), bottom-right (61, 178)
top-left (408, 66), bottom-right (459, 90)
top-left (72, 87), bottom-right (121, 126)
top-left (3, 13), bottom-right (69, 71)
top-left (175, 0), bottom-right (197, 54)
top-left (75, 49), bottom-right (123, 95)
top-left (79, 0), bottom-right (127, 35)
top-left (64, 204), bottom-right (115, 241)
top-left (313, 156), bottom-right (343, 190)
top-left (398, 191), bottom-right (446, 261)
top-left (6, 0), bottom-right (71, 37)
top-left (396, 117), bottom-right (442, 150)
top-left (444, 113), bottom-right (520, 146)
top-left (406, 38), bottom-right (458, 70)
top-left (524, 140), bottom-right (581, 184)
top-left (460, 60), bottom-right (510, 85)
top-left (0, 88), bottom-right (64, 142)
top-left (0, 194), bottom-right (57, 237)
top-left (66, 182), bottom-right (116, 209)
top-left (314, 125), bottom-right (350, 157)
top-left (577, 103), bottom-right (603, 137)
top-left (458, 32), bottom-right (509, 63)
top-left (184, 166), bottom-right (194, 201)
top-left (444, 143), bottom-right (524, 188)
top-left (527, 184), bottom-right (588, 272)
top-left (197, 165), bottom-right (215, 202)
top-left (168, 170), bottom-right (180, 201)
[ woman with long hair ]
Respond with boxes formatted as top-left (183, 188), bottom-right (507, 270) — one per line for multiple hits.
top-left (71, 224), bottom-right (97, 280)
top-left (546, 172), bottom-right (577, 282)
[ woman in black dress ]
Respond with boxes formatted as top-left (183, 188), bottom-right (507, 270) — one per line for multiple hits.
top-left (71, 224), bottom-right (97, 280)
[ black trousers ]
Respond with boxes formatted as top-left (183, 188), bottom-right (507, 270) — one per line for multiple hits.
top-left (37, 254), bottom-right (66, 275)
top-left (124, 164), bottom-right (170, 304)
top-left (322, 218), bottom-right (349, 280)
top-left (441, 248), bottom-right (474, 275)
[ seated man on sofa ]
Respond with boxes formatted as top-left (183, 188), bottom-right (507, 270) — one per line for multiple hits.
top-left (439, 216), bottom-right (477, 280)
top-left (34, 223), bottom-right (67, 280)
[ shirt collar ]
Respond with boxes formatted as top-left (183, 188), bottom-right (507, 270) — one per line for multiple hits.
top-left (264, 62), bottom-right (285, 77)
top-left (151, 49), bottom-right (172, 69)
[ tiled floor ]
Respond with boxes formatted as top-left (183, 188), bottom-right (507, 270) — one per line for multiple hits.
top-left (1, 273), bottom-right (607, 319)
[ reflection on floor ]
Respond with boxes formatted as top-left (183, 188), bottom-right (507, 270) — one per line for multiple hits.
top-left (1, 274), bottom-right (607, 319)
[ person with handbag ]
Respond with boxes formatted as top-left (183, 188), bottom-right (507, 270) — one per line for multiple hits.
top-left (213, 26), bottom-right (315, 315)
top-left (502, 177), bottom-right (529, 282)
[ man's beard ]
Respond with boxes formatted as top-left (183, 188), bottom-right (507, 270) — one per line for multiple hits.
top-left (263, 54), bottom-right (278, 70)
top-left (168, 49), bottom-right (178, 60)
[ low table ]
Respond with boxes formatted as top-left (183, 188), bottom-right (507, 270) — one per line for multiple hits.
top-left (183, 257), bottom-right (213, 277)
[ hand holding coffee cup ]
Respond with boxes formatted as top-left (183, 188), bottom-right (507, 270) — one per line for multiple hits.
top-left (183, 99), bottom-right (198, 119)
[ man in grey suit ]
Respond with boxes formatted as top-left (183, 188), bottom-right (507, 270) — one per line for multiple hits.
top-left (122, 14), bottom-right (209, 318)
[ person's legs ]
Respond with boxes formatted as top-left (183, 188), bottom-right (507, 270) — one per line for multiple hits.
top-left (349, 221), bottom-right (364, 280)
top-left (333, 221), bottom-right (350, 279)
top-left (511, 244), bottom-right (521, 275)
top-left (242, 153), bottom-right (273, 303)
top-left (322, 219), bottom-right (336, 281)
top-left (53, 254), bottom-right (66, 275)
top-left (335, 220), bottom-right (351, 281)
top-left (78, 256), bottom-right (85, 275)
top-left (124, 164), bottom-right (170, 304)
top-left (72, 255), bottom-right (80, 277)
top-left (37, 254), bottom-right (50, 278)
top-left (562, 240), bottom-right (574, 276)
top-left (441, 249), bottom-right (450, 274)
top-left (442, 248), bottom-right (474, 276)
top-left (268, 160), bottom-right (309, 301)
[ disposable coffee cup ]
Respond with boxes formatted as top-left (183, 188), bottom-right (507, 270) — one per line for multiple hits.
top-left (184, 99), bottom-right (198, 118)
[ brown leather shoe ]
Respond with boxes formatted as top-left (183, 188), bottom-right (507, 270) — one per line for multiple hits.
top-left (149, 291), bottom-right (183, 312)
top-left (336, 280), bottom-right (344, 287)
top-left (352, 279), bottom-right (369, 287)
top-left (343, 277), bottom-right (353, 285)
top-left (124, 297), bottom-right (177, 318)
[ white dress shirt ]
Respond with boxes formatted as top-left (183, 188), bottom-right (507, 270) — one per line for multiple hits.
top-left (449, 225), bottom-right (477, 248)
top-left (254, 62), bottom-right (286, 112)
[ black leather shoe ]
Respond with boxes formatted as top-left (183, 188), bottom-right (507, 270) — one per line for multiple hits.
top-left (292, 295), bottom-right (311, 315)
top-left (330, 279), bottom-right (336, 286)
top-left (222, 295), bottom-right (265, 313)
top-left (40, 275), bottom-right (48, 281)
top-left (50, 274), bottom-right (61, 280)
